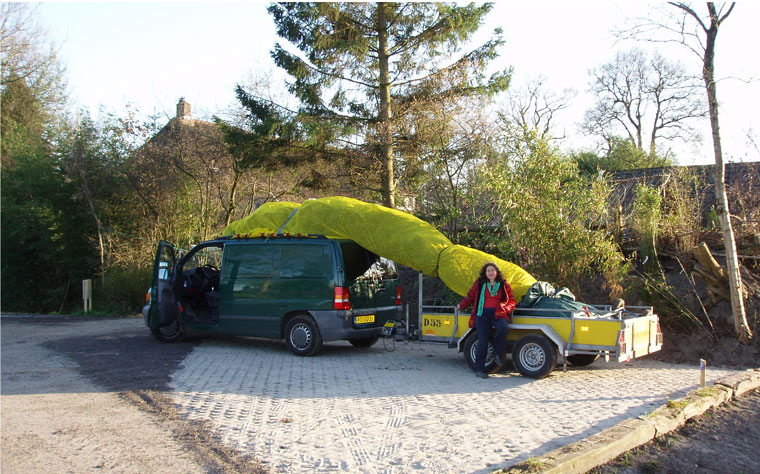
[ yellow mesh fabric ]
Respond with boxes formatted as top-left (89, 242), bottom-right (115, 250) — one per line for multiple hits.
top-left (222, 196), bottom-right (536, 300)
top-left (223, 201), bottom-right (299, 236)
top-left (437, 245), bottom-right (536, 302)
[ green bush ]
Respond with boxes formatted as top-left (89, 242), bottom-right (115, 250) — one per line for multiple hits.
top-left (631, 184), bottom-right (663, 277)
top-left (471, 138), bottom-right (628, 292)
top-left (659, 167), bottom-right (706, 252)
top-left (91, 265), bottom-right (152, 314)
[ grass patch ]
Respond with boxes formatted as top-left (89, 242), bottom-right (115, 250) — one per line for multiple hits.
top-left (503, 457), bottom-right (548, 473)
top-left (643, 408), bottom-right (660, 419)
top-left (666, 399), bottom-right (689, 410)
top-left (696, 386), bottom-right (721, 397)
top-left (525, 457), bottom-right (547, 472)
top-left (641, 459), bottom-right (661, 474)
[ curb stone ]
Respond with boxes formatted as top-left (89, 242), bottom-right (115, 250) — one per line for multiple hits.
top-left (716, 367), bottom-right (760, 397)
top-left (500, 368), bottom-right (760, 474)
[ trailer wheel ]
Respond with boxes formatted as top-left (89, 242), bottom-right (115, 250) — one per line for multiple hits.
top-left (462, 333), bottom-right (498, 373)
top-left (512, 334), bottom-right (557, 379)
top-left (566, 354), bottom-right (599, 367)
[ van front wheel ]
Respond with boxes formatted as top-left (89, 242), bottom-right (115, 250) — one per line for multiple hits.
top-left (151, 320), bottom-right (185, 343)
top-left (285, 315), bottom-right (323, 357)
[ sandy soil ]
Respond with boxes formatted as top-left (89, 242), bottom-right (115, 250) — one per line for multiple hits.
top-left (588, 388), bottom-right (760, 474)
top-left (0, 315), bottom-right (263, 474)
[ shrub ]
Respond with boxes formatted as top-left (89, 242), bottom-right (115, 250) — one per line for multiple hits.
top-left (470, 138), bottom-right (628, 292)
top-left (631, 183), bottom-right (663, 277)
top-left (92, 264), bottom-right (152, 314)
top-left (659, 167), bottom-right (706, 253)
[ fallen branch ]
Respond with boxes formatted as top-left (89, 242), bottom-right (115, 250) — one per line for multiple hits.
top-left (692, 242), bottom-right (727, 282)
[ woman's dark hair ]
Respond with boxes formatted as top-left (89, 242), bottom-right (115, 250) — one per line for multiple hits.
top-left (478, 262), bottom-right (504, 284)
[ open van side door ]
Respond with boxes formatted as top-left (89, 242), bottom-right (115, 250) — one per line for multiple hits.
top-left (149, 240), bottom-right (178, 330)
top-left (371, 257), bottom-right (400, 323)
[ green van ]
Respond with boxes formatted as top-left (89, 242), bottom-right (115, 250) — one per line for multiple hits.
top-left (143, 235), bottom-right (402, 356)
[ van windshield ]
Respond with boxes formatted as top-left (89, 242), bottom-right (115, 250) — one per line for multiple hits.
top-left (188, 245), bottom-right (223, 268)
top-left (340, 242), bottom-right (398, 281)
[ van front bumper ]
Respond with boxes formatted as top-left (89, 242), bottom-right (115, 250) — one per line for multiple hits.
top-left (312, 308), bottom-right (401, 342)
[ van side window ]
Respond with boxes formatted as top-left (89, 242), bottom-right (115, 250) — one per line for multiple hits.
top-left (223, 245), bottom-right (274, 279)
top-left (280, 245), bottom-right (330, 278)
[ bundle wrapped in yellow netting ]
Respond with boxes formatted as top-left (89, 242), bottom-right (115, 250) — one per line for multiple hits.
top-left (223, 196), bottom-right (536, 301)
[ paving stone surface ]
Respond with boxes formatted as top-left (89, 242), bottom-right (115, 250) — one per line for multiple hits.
top-left (169, 337), bottom-right (738, 473)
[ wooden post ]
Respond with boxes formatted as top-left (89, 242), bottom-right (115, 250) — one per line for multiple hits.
top-left (700, 359), bottom-right (706, 388)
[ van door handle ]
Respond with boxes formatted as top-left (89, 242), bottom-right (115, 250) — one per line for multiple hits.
top-left (376, 287), bottom-right (385, 292)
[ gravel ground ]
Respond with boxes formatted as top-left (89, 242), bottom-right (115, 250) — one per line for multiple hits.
top-left (0, 315), bottom-right (263, 473)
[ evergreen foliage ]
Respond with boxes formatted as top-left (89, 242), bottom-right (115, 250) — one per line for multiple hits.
top-left (228, 2), bottom-right (510, 207)
top-left (1, 79), bottom-right (92, 311)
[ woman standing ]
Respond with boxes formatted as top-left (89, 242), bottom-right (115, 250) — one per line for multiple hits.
top-left (458, 262), bottom-right (516, 378)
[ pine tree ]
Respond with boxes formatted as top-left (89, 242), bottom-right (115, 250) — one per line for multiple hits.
top-left (232, 2), bottom-right (510, 207)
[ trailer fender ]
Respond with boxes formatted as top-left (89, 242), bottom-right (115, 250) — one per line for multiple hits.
top-left (457, 328), bottom-right (474, 352)
top-left (509, 324), bottom-right (566, 354)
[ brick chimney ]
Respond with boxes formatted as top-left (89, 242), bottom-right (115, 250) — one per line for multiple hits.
top-left (176, 97), bottom-right (191, 119)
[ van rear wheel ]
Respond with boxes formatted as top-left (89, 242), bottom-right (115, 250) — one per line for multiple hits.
top-left (349, 335), bottom-right (379, 348)
top-left (285, 315), bottom-right (323, 357)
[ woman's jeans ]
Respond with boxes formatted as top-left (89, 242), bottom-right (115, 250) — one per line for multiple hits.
top-left (474, 308), bottom-right (509, 372)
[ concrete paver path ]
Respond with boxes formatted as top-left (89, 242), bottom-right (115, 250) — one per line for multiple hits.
top-left (170, 337), bottom-right (738, 473)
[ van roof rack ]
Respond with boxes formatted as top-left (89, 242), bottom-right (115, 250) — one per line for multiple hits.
top-left (217, 233), bottom-right (329, 240)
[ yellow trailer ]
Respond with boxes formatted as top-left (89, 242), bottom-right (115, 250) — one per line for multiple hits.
top-left (412, 275), bottom-right (663, 378)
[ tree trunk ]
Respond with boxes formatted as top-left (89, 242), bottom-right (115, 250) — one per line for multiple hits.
top-left (225, 169), bottom-right (241, 228)
top-left (376, 2), bottom-right (395, 208)
top-left (74, 142), bottom-right (106, 287)
top-left (701, 3), bottom-right (752, 343)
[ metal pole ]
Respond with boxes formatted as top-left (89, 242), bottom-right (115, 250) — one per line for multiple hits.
top-left (405, 304), bottom-right (410, 341)
top-left (418, 272), bottom-right (423, 337)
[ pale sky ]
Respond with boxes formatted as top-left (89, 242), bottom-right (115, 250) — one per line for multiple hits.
top-left (38, 1), bottom-right (760, 165)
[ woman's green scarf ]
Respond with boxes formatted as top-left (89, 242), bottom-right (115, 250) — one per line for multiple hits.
top-left (476, 281), bottom-right (501, 317)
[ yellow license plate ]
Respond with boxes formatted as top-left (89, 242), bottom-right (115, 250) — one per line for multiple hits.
top-left (355, 314), bottom-right (375, 324)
